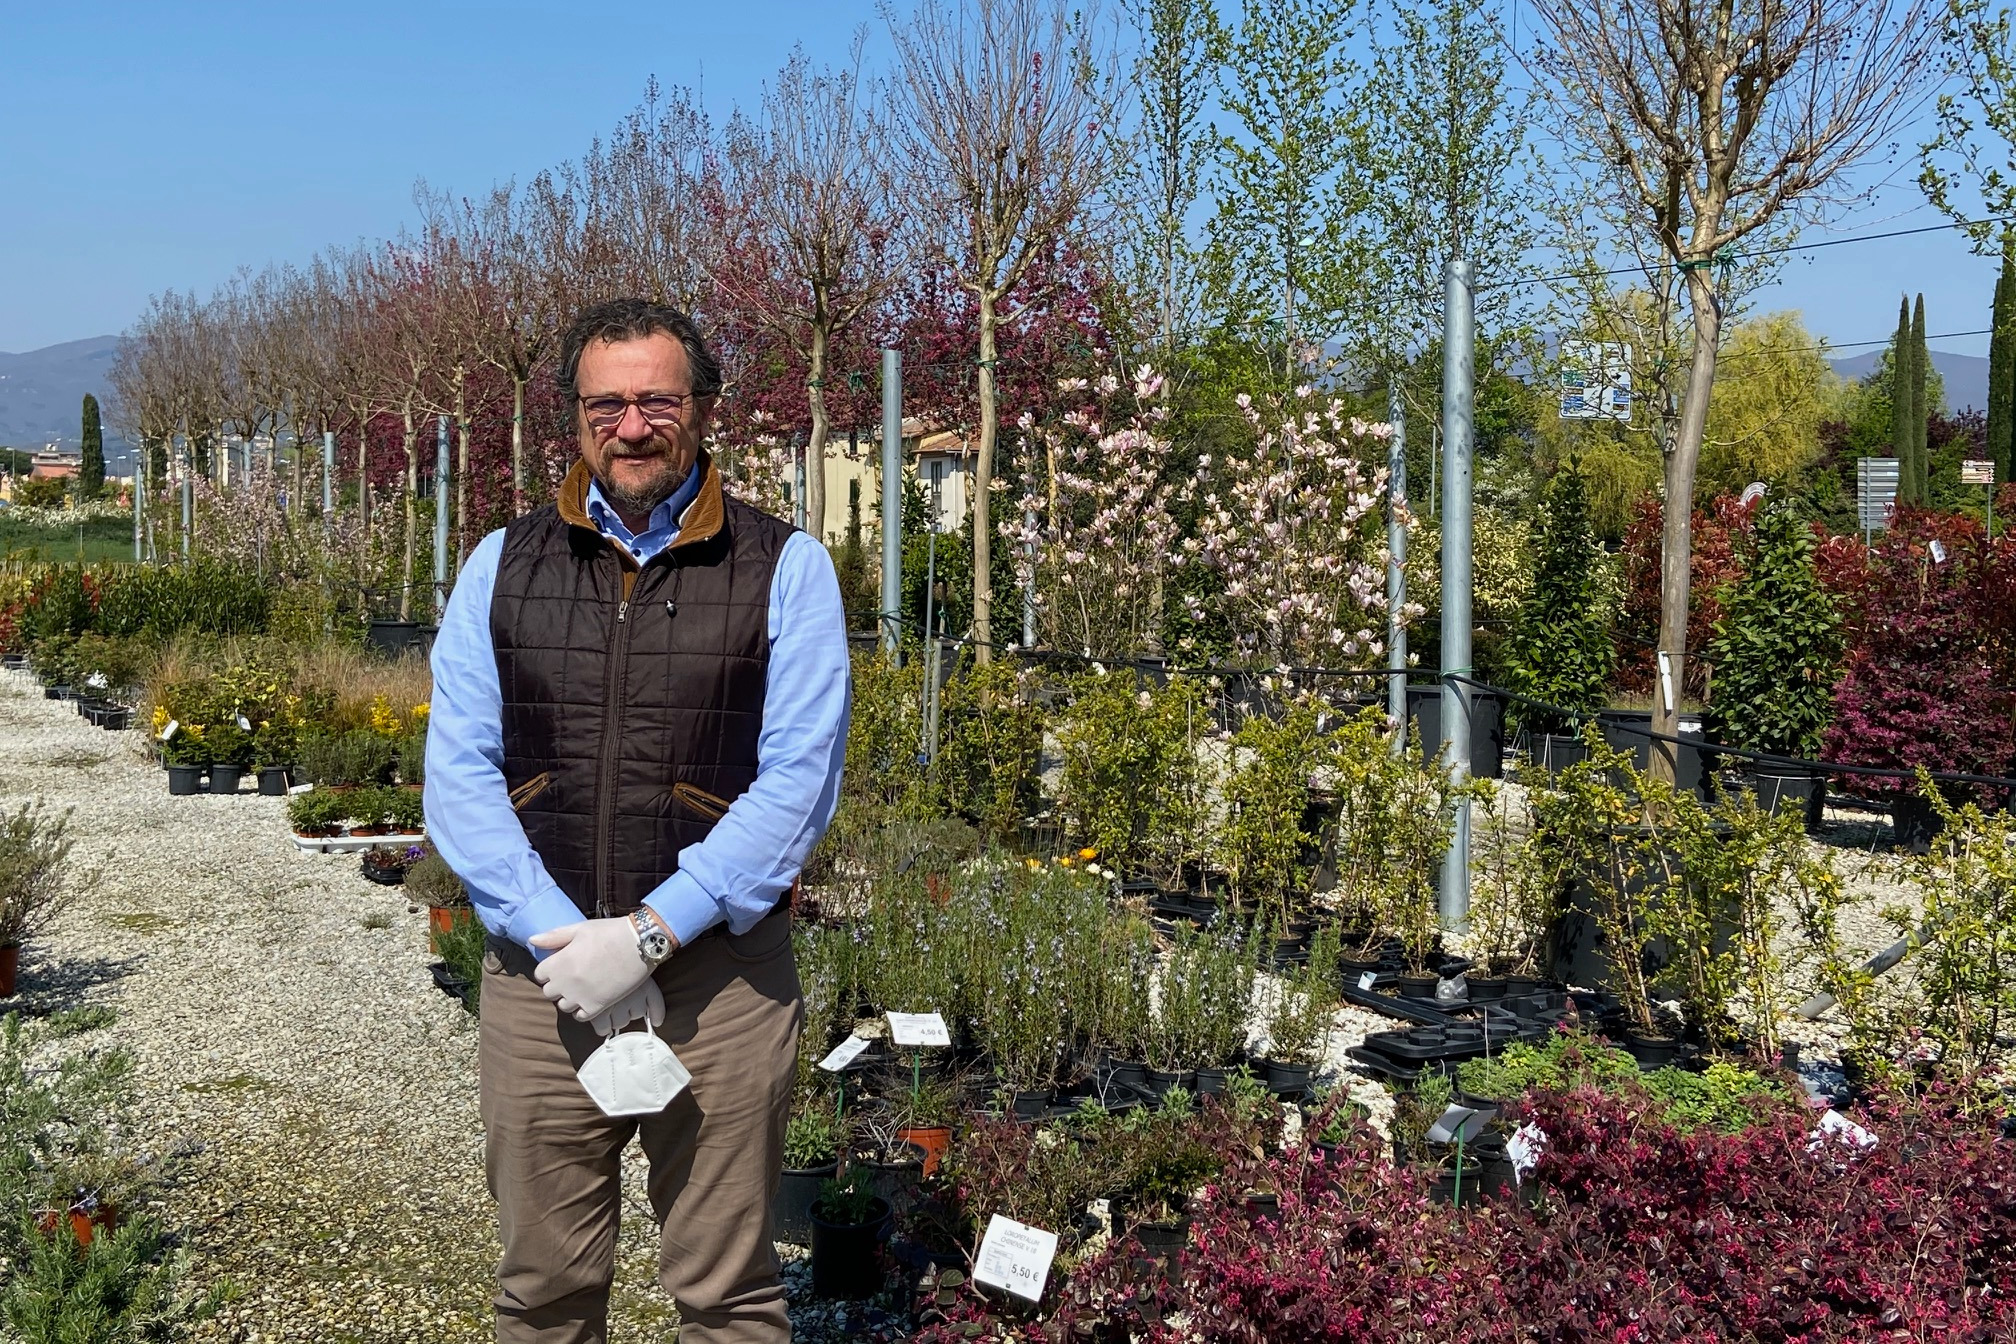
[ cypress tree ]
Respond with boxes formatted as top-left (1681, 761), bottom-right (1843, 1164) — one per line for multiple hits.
top-left (1503, 459), bottom-right (1615, 736)
top-left (1911, 293), bottom-right (1929, 504)
top-left (1890, 296), bottom-right (1915, 500)
top-left (79, 393), bottom-right (105, 499)
top-left (1989, 246), bottom-right (2015, 486)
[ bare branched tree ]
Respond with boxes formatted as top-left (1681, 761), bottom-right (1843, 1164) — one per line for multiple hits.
top-left (885, 0), bottom-right (1118, 659)
top-left (1530, 0), bottom-right (1940, 776)
top-left (717, 36), bottom-right (903, 543)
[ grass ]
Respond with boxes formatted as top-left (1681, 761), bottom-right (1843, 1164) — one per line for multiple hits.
top-left (105, 913), bottom-right (179, 934)
top-left (0, 515), bottom-right (137, 566)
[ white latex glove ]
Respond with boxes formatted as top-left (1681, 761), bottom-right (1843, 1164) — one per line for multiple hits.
top-left (530, 918), bottom-right (658, 1024)
top-left (591, 976), bottom-right (666, 1038)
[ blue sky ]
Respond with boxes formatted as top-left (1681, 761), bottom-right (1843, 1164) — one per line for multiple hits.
top-left (0, 1), bottom-right (1998, 360)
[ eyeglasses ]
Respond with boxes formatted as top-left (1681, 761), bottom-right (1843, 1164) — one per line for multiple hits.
top-left (576, 392), bottom-right (698, 431)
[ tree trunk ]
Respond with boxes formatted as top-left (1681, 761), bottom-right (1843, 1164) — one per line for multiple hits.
top-left (355, 404), bottom-right (373, 536)
top-left (400, 409), bottom-right (418, 621)
top-left (805, 324), bottom-right (830, 543)
top-left (289, 422), bottom-right (303, 518)
top-left (454, 371), bottom-right (469, 568)
top-left (1650, 264), bottom-right (1724, 782)
top-left (511, 376), bottom-right (527, 517)
top-left (974, 290), bottom-right (998, 665)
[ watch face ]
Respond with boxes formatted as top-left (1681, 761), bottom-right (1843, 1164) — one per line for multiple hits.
top-left (641, 930), bottom-right (670, 962)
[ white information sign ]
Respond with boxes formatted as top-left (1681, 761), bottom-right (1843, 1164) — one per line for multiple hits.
top-left (286, 782), bottom-right (314, 796)
top-left (886, 1011), bottom-right (952, 1048)
top-left (235, 713), bottom-right (252, 731)
top-left (974, 1214), bottom-right (1058, 1302)
top-left (1357, 971), bottom-right (1379, 991)
top-left (817, 1034), bottom-right (873, 1072)
top-left (158, 718), bottom-right (180, 741)
top-left (1558, 341), bottom-right (1633, 422)
top-left (1961, 459), bottom-right (1996, 486)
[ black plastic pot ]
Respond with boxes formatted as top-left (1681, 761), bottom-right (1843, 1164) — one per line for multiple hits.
top-left (44, 685), bottom-right (66, 701)
top-left (1622, 1032), bottom-right (1681, 1070)
top-left (366, 619), bottom-right (425, 659)
top-left (1466, 975), bottom-right (1507, 1003)
top-left (257, 766), bottom-right (293, 796)
top-left (1747, 766), bottom-right (1824, 830)
top-left (1396, 972), bottom-right (1440, 999)
top-left (1010, 1089), bottom-right (1051, 1121)
top-left (1597, 709), bottom-right (1708, 794)
top-left (1425, 1163), bottom-right (1484, 1207)
top-left (1193, 1066), bottom-right (1230, 1095)
top-left (99, 707), bottom-right (130, 731)
top-left (1531, 733), bottom-right (1589, 772)
top-left (1241, 1191), bottom-right (1281, 1220)
top-left (1262, 1058), bottom-right (1313, 1097)
top-left (1105, 1059), bottom-right (1149, 1091)
top-left (1406, 684), bottom-right (1506, 780)
top-left (1143, 1067), bottom-right (1196, 1100)
top-left (854, 1143), bottom-right (927, 1214)
top-left (206, 764), bottom-right (244, 794)
top-left (1890, 795), bottom-right (1944, 855)
top-left (810, 1196), bottom-right (890, 1299)
top-left (1126, 1214), bottom-right (1191, 1260)
top-left (166, 765), bottom-right (205, 796)
top-left (771, 1160), bottom-right (838, 1246)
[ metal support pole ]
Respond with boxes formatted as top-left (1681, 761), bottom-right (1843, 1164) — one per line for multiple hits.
top-left (794, 443), bottom-right (807, 532)
top-left (180, 437), bottom-right (193, 560)
top-left (133, 442), bottom-right (143, 562)
top-left (1387, 382), bottom-right (1408, 750)
top-left (879, 349), bottom-right (903, 655)
top-left (433, 415), bottom-right (450, 621)
top-left (322, 430), bottom-right (335, 524)
top-left (1437, 258), bottom-right (1476, 927)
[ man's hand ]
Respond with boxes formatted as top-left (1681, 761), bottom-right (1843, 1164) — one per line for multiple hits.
top-left (529, 918), bottom-right (660, 1024)
top-left (591, 977), bottom-right (666, 1037)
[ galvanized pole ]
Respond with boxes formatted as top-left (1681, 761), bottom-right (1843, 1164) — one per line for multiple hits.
top-left (1437, 258), bottom-right (1475, 926)
top-left (133, 442), bottom-right (143, 562)
top-left (794, 442), bottom-right (807, 532)
top-left (433, 415), bottom-right (450, 620)
top-left (879, 349), bottom-right (903, 655)
top-left (322, 430), bottom-right (335, 526)
top-left (180, 436), bottom-right (192, 560)
top-left (1386, 382), bottom-right (1408, 750)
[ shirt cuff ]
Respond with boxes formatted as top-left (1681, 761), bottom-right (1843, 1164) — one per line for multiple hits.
top-left (508, 885), bottom-right (588, 961)
top-left (643, 870), bottom-right (726, 948)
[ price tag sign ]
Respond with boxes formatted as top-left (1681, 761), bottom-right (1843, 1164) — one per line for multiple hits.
top-left (886, 1011), bottom-right (951, 1048)
top-left (818, 1034), bottom-right (872, 1073)
top-left (158, 718), bottom-right (180, 742)
top-left (973, 1214), bottom-right (1058, 1302)
top-left (236, 713), bottom-right (253, 731)
top-left (287, 782), bottom-right (314, 796)
top-left (1357, 971), bottom-right (1379, 991)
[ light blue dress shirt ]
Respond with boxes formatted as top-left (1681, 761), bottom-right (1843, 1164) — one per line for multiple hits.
top-left (423, 474), bottom-right (851, 954)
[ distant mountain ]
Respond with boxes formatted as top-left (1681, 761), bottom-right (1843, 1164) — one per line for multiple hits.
top-left (1828, 348), bottom-right (1988, 415)
top-left (0, 336), bottom-right (134, 471)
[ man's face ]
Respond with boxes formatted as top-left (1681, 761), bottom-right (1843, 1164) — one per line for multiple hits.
top-left (573, 333), bottom-right (714, 520)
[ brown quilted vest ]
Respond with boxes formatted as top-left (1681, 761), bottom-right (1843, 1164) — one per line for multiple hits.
top-left (489, 454), bottom-right (792, 919)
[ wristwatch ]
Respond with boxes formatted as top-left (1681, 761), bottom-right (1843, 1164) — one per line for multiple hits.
top-left (630, 910), bottom-right (674, 967)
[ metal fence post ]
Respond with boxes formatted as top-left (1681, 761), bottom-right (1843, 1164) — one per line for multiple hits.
top-left (880, 349), bottom-right (903, 655)
top-left (1387, 381), bottom-right (1409, 750)
top-left (1437, 258), bottom-right (1476, 927)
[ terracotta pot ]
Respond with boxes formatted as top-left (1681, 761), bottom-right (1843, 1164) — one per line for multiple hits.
top-left (428, 905), bottom-right (475, 938)
top-left (894, 1123), bottom-right (952, 1177)
top-left (34, 1203), bottom-right (117, 1248)
top-left (0, 941), bottom-right (18, 998)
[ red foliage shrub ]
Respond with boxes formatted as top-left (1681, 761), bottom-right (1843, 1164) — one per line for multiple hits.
top-left (1616, 494), bottom-right (1755, 700)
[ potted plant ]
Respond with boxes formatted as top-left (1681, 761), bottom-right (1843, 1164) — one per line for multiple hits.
top-left (362, 843), bottom-right (428, 886)
top-left (1503, 462), bottom-right (1615, 768)
top-left (1708, 504), bottom-right (1843, 826)
top-left (1217, 700), bottom-right (1328, 929)
top-left (1147, 919), bottom-right (1256, 1092)
top-left (1467, 780), bottom-right (1559, 998)
top-left (396, 730), bottom-right (427, 788)
top-left (428, 909), bottom-right (484, 1014)
top-left (1110, 1093), bottom-right (1217, 1259)
top-left (0, 802), bottom-right (77, 998)
top-left (160, 724), bottom-right (211, 796)
top-left (286, 788), bottom-right (346, 838)
top-left (407, 854), bottom-right (472, 941)
top-left (383, 784), bottom-right (426, 837)
top-left (204, 718), bottom-right (252, 794)
top-left (774, 1102), bottom-right (842, 1246)
top-left (893, 1072), bottom-right (959, 1176)
top-left (809, 1174), bottom-right (890, 1299)
top-left (1257, 922), bottom-right (1339, 1095)
top-left (253, 717), bottom-right (299, 796)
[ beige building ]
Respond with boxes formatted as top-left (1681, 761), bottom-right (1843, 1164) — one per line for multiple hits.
top-left (798, 417), bottom-right (977, 547)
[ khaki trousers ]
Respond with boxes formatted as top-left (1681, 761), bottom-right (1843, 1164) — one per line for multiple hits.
top-left (479, 907), bottom-right (802, 1344)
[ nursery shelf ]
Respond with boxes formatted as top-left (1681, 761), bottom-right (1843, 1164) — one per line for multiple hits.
top-left (291, 831), bottom-right (428, 854)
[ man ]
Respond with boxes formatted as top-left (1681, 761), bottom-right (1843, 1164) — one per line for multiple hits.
top-left (426, 297), bottom-right (851, 1343)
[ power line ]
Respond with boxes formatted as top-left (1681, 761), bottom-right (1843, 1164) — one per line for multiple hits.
top-left (1484, 214), bottom-right (2016, 294)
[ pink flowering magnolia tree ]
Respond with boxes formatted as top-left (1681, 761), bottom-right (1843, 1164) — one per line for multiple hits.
top-left (1177, 389), bottom-right (1395, 667)
top-left (1007, 366), bottom-right (1181, 659)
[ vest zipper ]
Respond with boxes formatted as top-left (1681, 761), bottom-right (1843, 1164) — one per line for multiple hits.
top-left (593, 569), bottom-right (640, 917)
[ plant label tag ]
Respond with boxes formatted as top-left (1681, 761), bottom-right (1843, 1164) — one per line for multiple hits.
top-left (236, 713), bottom-right (252, 731)
top-left (1507, 1122), bottom-right (1547, 1181)
top-left (158, 718), bottom-right (179, 741)
top-left (974, 1214), bottom-right (1058, 1302)
top-left (1427, 1103), bottom-right (1492, 1145)
top-left (1357, 971), bottom-right (1378, 991)
top-left (1810, 1108), bottom-right (1878, 1153)
top-left (886, 1011), bottom-right (951, 1048)
top-left (818, 1034), bottom-right (872, 1073)
top-left (287, 782), bottom-right (314, 796)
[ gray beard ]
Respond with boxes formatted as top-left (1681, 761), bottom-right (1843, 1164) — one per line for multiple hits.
top-left (594, 457), bottom-right (691, 519)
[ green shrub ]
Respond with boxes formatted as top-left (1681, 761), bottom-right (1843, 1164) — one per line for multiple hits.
top-left (1454, 1031), bottom-right (1791, 1134)
top-left (383, 787), bottom-right (425, 835)
top-left (429, 913), bottom-right (485, 1016)
top-left (405, 855), bottom-right (467, 908)
top-left (1055, 670), bottom-right (1208, 885)
top-left (395, 732), bottom-right (427, 786)
top-left (285, 790), bottom-right (344, 835)
top-left (1503, 462), bottom-right (1615, 734)
top-left (1708, 503), bottom-right (1844, 758)
top-left (932, 657), bottom-right (1042, 842)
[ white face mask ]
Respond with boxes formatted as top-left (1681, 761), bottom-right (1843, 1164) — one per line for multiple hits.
top-left (576, 1031), bottom-right (691, 1118)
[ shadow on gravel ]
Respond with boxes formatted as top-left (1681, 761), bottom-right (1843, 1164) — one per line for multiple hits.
top-left (1, 948), bottom-right (141, 1018)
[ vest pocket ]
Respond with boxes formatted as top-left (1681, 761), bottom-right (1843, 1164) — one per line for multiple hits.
top-left (508, 771), bottom-right (551, 812)
top-left (668, 780), bottom-right (732, 821)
